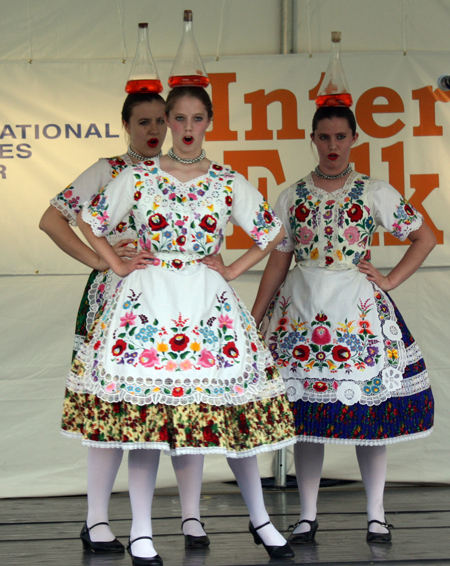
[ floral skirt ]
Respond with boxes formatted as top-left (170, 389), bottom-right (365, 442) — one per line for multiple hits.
top-left (61, 388), bottom-right (297, 457)
top-left (290, 296), bottom-right (434, 445)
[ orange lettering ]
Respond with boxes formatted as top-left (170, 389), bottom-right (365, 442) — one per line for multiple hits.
top-left (350, 142), bottom-right (370, 176)
top-left (224, 150), bottom-right (285, 249)
top-left (412, 85), bottom-right (450, 136)
top-left (356, 87), bottom-right (405, 138)
top-left (206, 73), bottom-right (238, 142)
top-left (244, 89), bottom-right (305, 141)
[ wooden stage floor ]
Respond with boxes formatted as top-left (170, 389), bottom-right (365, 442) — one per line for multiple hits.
top-left (1, 481), bottom-right (450, 566)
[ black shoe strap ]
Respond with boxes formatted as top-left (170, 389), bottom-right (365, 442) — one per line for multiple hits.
top-left (87, 521), bottom-right (109, 532)
top-left (129, 536), bottom-right (153, 545)
top-left (181, 518), bottom-right (205, 529)
top-left (254, 520), bottom-right (271, 532)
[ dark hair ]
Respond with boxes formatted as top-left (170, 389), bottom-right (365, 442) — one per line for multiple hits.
top-left (165, 87), bottom-right (213, 120)
top-left (312, 106), bottom-right (357, 136)
top-left (121, 92), bottom-right (165, 123)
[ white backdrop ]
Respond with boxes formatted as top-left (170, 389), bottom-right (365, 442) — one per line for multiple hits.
top-left (2, 0), bottom-right (450, 497)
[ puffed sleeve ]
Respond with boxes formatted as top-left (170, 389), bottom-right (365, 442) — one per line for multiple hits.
top-left (50, 158), bottom-right (115, 226)
top-left (371, 179), bottom-right (423, 241)
top-left (81, 167), bottom-right (137, 237)
top-left (273, 186), bottom-right (295, 252)
top-left (229, 172), bottom-right (282, 249)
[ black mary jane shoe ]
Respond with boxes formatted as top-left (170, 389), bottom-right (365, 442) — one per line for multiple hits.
top-left (127, 536), bottom-right (163, 566)
top-left (366, 519), bottom-right (394, 543)
top-left (249, 521), bottom-right (295, 559)
top-left (80, 521), bottom-right (125, 553)
top-left (181, 518), bottom-right (210, 548)
top-left (287, 518), bottom-right (319, 544)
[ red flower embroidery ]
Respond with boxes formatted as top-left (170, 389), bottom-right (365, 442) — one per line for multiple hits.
top-left (148, 213), bottom-right (169, 231)
top-left (263, 211), bottom-right (273, 224)
top-left (134, 191), bottom-right (142, 201)
top-left (347, 203), bottom-right (363, 221)
top-left (295, 204), bottom-right (310, 222)
top-left (251, 342), bottom-right (258, 352)
top-left (199, 215), bottom-right (217, 233)
top-left (169, 334), bottom-right (190, 351)
top-left (111, 339), bottom-right (127, 356)
top-left (91, 194), bottom-right (101, 207)
top-left (292, 344), bottom-right (310, 361)
top-left (171, 259), bottom-right (184, 270)
top-left (223, 341), bottom-right (239, 358)
top-left (212, 164), bottom-right (223, 171)
top-left (332, 345), bottom-right (351, 362)
top-left (325, 256), bottom-right (334, 266)
top-left (93, 340), bottom-right (101, 350)
top-left (315, 313), bottom-right (328, 322)
top-left (404, 204), bottom-right (414, 216)
top-left (225, 196), bottom-right (233, 207)
top-left (116, 221), bottom-right (127, 233)
top-left (176, 235), bottom-right (186, 246)
top-left (172, 387), bottom-right (184, 397)
top-left (313, 381), bottom-right (328, 392)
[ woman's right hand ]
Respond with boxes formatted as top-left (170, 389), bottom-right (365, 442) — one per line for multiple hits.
top-left (111, 251), bottom-right (155, 277)
top-left (95, 239), bottom-right (138, 271)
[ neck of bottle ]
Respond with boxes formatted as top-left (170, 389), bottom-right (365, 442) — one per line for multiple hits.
top-left (331, 40), bottom-right (341, 60)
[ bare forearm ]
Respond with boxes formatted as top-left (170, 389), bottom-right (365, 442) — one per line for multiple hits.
top-left (39, 206), bottom-right (102, 269)
top-left (252, 249), bottom-right (293, 326)
top-left (227, 228), bottom-right (285, 280)
top-left (387, 226), bottom-right (436, 289)
top-left (77, 214), bottom-right (122, 272)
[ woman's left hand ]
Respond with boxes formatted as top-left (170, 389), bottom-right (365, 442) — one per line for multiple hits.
top-left (201, 254), bottom-right (234, 281)
top-left (358, 259), bottom-right (393, 291)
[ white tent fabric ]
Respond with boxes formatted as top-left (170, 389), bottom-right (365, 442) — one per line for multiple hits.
top-left (1, 0), bottom-right (450, 497)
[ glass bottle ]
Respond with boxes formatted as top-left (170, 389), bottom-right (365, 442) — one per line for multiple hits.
top-left (168, 10), bottom-right (209, 88)
top-left (125, 23), bottom-right (163, 94)
top-left (316, 31), bottom-right (353, 108)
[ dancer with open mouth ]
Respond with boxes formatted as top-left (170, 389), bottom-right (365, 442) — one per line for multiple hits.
top-left (40, 91), bottom-right (214, 556)
top-left (68, 86), bottom-right (297, 565)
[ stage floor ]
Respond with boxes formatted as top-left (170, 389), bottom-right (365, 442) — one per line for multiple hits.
top-left (1, 481), bottom-right (449, 566)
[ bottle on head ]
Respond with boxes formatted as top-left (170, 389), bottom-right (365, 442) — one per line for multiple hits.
top-left (168, 10), bottom-right (209, 88)
top-left (125, 23), bottom-right (163, 94)
top-left (316, 31), bottom-right (353, 108)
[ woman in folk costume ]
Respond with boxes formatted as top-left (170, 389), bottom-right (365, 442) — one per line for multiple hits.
top-left (40, 92), bottom-right (216, 554)
top-left (252, 104), bottom-right (435, 544)
top-left (69, 85), bottom-right (297, 564)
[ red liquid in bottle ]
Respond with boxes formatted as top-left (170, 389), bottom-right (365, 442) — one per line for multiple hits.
top-left (125, 79), bottom-right (163, 94)
top-left (168, 75), bottom-right (210, 88)
top-left (316, 92), bottom-right (353, 108)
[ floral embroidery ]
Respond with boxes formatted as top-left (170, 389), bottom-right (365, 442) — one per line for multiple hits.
top-left (391, 197), bottom-right (421, 239)
top-left (93, 291), bottom-right (246, 399)
top-left (84, 161), bottom-right (280, 269)
top-left (269, 301), bottom-right (382, 376)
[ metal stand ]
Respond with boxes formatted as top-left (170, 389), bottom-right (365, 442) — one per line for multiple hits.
top-left (273, 447), bottom-right (287, 488)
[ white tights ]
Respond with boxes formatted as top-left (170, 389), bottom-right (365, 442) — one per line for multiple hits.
top-left (227, 456), bottom-right (287, 546)
top-left (293, 443), bottom-right (388, 534)
top-left (86, 450), bottom-right (288, 556)
top-left (85, 448), bottom-right (206, 551)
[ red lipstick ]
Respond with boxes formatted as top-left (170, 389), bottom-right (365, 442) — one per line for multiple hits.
top-left (147, 138), bottom-right (158, 148)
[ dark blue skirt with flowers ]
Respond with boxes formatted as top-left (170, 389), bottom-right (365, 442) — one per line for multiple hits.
top-left (291, 296), bottom-right (434, 445)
